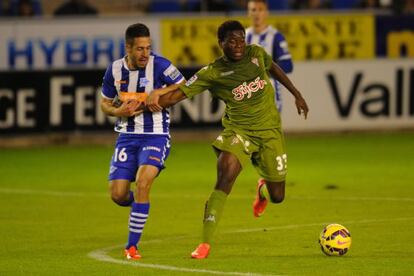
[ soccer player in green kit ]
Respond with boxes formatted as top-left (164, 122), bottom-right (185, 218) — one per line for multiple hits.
top-left (146, 20), bottom-right (309, 259)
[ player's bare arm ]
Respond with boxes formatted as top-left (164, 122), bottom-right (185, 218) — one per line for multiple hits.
top-left (100, 97), bottom-right (143, 117)
top-left (146, 80), bottom-right (185, 112)
top-left (147, 87), bottom-right (187, 112)
top-left (268, 62), bottom-right (309, 119)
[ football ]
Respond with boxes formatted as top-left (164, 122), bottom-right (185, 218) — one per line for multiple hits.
top-left (319, 224), bottom-right (351, 256)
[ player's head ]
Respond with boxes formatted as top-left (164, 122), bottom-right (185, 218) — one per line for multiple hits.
top-left (247, 0), bottom-right (269, 29)
top-left (125, 23), bottom-right (151, 69)
top-left (218, 20), bottom-right (246, 62)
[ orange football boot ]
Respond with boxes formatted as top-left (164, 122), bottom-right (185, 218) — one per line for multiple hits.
top-left (191, 243), bottom-right (210, 259)
top-left (124, 245), bottom-right (142, 260)
top-left (253, 178), bottom-right (268, 217)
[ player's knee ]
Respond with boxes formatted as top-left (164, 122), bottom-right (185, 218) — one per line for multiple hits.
top-left (111, 191), bottom-right (128, 205)
top-left (269, 193), bottom-right (284, 204)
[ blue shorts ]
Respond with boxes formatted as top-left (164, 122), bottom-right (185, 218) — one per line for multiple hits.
top-left (108, 133), bottom-right (171, 181)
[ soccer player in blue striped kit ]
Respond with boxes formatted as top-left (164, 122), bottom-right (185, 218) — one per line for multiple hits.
top-left (100, 23), bottom-right (185, 259)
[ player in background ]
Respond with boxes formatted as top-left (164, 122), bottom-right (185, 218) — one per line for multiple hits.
top-left (246, 0), bottom-right (294, 209)
top-left (246, 0), bottom-right (293, 113)
top-left (100, 23), bottom-right (185, 260)
top-left (146, 20), bottom-right (308, 259)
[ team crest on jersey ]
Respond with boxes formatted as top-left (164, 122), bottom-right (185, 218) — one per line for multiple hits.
top-left (232, 77), bottom-right (267, 101)
top-left (251, 57), bottom-right (259, 67)
top-left (140, 77), bottom-right (149, 87)
top-left (231, 136), bottom-right (240, 145)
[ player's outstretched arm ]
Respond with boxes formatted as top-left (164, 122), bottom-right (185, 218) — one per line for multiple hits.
top-left (268, 62), bottom-right (309, 119)
top-left (146, 81), bottom-right (185, 112)
top-left (147, 87), bottom-right (187, 112)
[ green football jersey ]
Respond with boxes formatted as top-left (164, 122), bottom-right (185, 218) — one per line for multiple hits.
top-left (180, 44), bottom-right (281, 131)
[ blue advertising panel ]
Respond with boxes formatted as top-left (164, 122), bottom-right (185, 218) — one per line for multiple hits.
top-left (376, 15), bottom-right (414, 58)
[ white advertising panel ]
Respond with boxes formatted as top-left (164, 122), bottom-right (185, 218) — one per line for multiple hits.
top-left (0, 18), bottom-right (160, 70)
top-left (282, 59), bottom-right (414, 131)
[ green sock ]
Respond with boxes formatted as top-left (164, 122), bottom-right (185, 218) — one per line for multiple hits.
top-left (202, 190), bottom-right (228, 244)
top-left (260, 183), bottom-right (270, 200)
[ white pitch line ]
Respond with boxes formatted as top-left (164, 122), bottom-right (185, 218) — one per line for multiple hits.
top-left (289, 196), bottom-right (414, 202)
top-left (87, 217), bottom-right (414, 275)
top-left (88, 246), bottom-right (277, 276)
top-left (1, 188), bottom-right (414, 202)
top-left (0, 188), bottom-right (105, 197)
top-left (225, 217), bottom-right (414, 234)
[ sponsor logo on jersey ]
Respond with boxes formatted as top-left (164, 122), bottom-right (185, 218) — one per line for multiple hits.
top-left (232, 76), bottom-right (267, 101)
top-left (143, 146), bottom-right (161, 152)
top-left (149, 156), bottom-right (161, 162)
top-left (185, 75), bottom-right (198, 87)
top-left (116, 80), bottom-right (127, 84)
top-left (163, 64), bottom-right (181, 80)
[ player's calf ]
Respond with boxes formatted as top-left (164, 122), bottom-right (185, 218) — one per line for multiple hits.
top-left (266, 180), bottom-right (285, 204)
top-left (268, 192), bottom-right (284, 203)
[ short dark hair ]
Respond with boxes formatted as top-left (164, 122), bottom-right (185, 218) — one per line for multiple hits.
top-left (217, 20), bottom-right (245, 42)
top-left (247, 0), bottom-right (268, 4)
top-left (125, 23), bottom-right (150, 45)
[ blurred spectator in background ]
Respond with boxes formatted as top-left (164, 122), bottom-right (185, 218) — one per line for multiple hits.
top-left (391, 0), bottom-right (414, 13)
top-left (147, 0), bottom-right (181, 12)
top-left (190, 0), bottom-right (234, 12)
top-left (402, 0), bottom-right (414, 13)
top-left (246, 0), bottom-right (293, 112)
top-left (331, 0), bottom-right (360, 9)
top-left (6, 0), bottom-right (42, 16)
top-left (356, 0), bottom-right (382, 8)
top-left (54, 0), bottom-right (97, 16)
top-left (292, 0), bottom-right (331, 9)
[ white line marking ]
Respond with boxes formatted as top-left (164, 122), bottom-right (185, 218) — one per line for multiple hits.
top-left (87, 217), bottom-right (414, 275)
top-left (224, 217), bottom-right (414, 234)
top-left (1, 188), bottom-right (414, 202)
top-left (88, 246), bottom-right (276, 276)
top-left (289, 196), bottom-right (414, 202)
top-left (0, 188), bottom-right (104, 197)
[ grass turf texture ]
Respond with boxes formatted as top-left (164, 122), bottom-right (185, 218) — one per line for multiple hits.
top-left (1, 132), bottom-right (413, 275)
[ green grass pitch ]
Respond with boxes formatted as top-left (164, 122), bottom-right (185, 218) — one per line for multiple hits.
top-left (1, 132), bottom-right (413, 275)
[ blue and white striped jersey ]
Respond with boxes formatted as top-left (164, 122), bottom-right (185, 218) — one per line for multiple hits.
top-left (101, 54), bottom-right (184, 135)
top-left (246, 25), bottom-right (293, 111)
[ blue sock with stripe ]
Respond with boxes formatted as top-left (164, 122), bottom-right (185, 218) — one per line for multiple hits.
top-left (126, 202), bottom-right (150, 249)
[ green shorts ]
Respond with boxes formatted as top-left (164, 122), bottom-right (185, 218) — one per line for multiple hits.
top-left (212, 127), bottom-right (287, 182)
